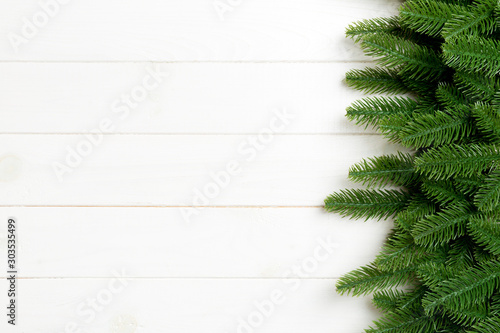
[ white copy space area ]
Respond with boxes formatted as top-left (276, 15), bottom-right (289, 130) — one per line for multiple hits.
top-left (0, 1), bottom-right (398, 332)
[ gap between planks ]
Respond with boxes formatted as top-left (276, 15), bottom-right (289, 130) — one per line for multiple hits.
top-left (0, 205), bottom-right (325, 208)
top-left (0, 60), bottom-right (376, 64)
top-left (8, 277), bottom-right (341, 280)
top-left (0, 133), bottom-right (380, 136)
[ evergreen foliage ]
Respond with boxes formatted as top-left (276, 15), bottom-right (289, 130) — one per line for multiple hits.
top-left (326, 0), bottom-right (500, 331)
top-left (348, 152), bottom-right (418, 187)
top-left (324, 189), bottom-right (410, 220)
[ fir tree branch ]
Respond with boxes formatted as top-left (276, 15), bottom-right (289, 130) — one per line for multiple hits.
top-left (467, 316), bottom-right (500, 333)
top-left (421, 179), bottom-right (466, 205)
top-left (365, 308), bottom-right (442, 333)
top-left (378, 113), bottom-right (413, 143)
top-left (395, 194), bottom-right (437, 231)
top-left (344, 67), bottom-right (410, 95)
top-left (446, 237), bottom-right (476, 271)
top-left (417, 262), bottom-right (456, 292)
top-left (346, 16), bottom-right (400, 42)
top-left (454, 71), bottom-right (499, 101)
top-left (445, 302), bottom-right (490, 326)
top-left (415, 143), bottom-right (500, 180)
top-left (443, 35), bottom-right (500, 77)
top-left (472, 102), bottom-right (500, 143)
top-left (411, 203), bottom-right (473, 248)
top-left (399, 108), bottom-right (474, 148)
top-left (454, 174), bottom-right (486, 196)
top-left (348, 152), bottom-right (418, 187)
top-left (436, 82), bottom-right (469, 109)
top-left (441, 0), bottom-right (496, 39)
top-left (372, 289), bottom-right (405, 312)
top-left (330, 1), bottom-right (500, 331)
top-left (474, 169), bottom-right (500, 211)
top-left (474, 245), bottom-right (496, 264)
top-left (361, 33), bottom-right (445, 80)
top-left (468, 213), bottom-right (500, 256)
top-left (336, 263), bottom-right (415, 296)
top-left (375, 230), bottom-right (427, 271)
top-left (324, 189), bottom-right (410, 221)
top-left (346, 96), bottom-right (417, 127)
top-left (423, 260), bottom-right (500, 315)
top-left (400, 0), bottom-right (464, 37)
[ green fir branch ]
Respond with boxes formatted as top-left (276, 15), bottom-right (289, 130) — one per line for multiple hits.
top-left (472, 102), bottom-right (500, 143)
top-left (412, 203), bottom-right (474, 248)
top-left (423, 260), bottom-right (500, 315)
top-left (346, 16), bottom-right (400, 42)
top-left (329, 1), bottom-right (500, 331)
top-left (361, 33), bottom-right (445, 80)
top-left (436, 82), bottom-right (469, 109)
top-left (415, 143), bottom-right (500, 180)
top-left (400, 0), bottom-right (464, 37)
top-left (375, 229), bottom-right (427, 271)
top-left (336, 263), bottom-right (415, 296)
top-left (421, 179), bottom-right (466, 205)
top-left (454, 71), bottom-right (499, 101)
top-left (324, 189), bottom-right (410, 221)
top-left (346, 96), bottom-right (417, 127)
top-left (348, 152), bottom-right (418, 187)
top-left (344, 67), bottom-right (410, 95)
top-left (441, 0), bottom-right (496, 39)
top-left (468, 213), bottom-right (500, 256)
top-left (365, 308), bottom-right (442, 333)
top-left (395, 194), bottom-right (437, 231)
top-left (443, 35), bottom-right (500, 77)
top-left (474, 170), bottom-right (500, 211)
top-left (399, 108), bottom-right (474, 148)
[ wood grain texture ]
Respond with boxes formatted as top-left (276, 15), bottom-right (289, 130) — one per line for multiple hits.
top-left (0, 0), bottom-right (402, 330)
top-left (0, 207), bottom-right (392, 278)
top-left (0, 135), bottom-right (399, 206)
top-left (0, 62), bottom-right (377, 134)
top-left (0, 0), bottom-right (401, 61)
top-left (0, 278), bottom-right (380, 333)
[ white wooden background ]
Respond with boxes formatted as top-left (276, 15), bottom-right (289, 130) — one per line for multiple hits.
top-left (0, 0), bottom-right (402, 332)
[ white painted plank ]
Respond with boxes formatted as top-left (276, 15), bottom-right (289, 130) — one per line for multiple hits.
top-left (0, 207), bottom-right (392, 278)
top-left (0, 0), bottom-right (400, 61)
top-left (1, 278), bottom-right (380, 332)
top-left (0, 135), bottom-right (400, 206)
top-left (0, 62), bottom-right (377, 134)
